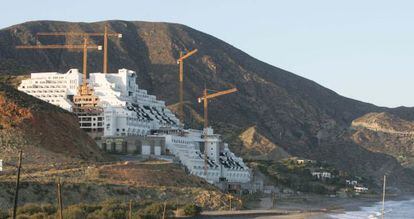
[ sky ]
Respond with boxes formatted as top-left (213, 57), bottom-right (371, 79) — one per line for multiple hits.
top-left (1, 0), bottom-right (414, 107)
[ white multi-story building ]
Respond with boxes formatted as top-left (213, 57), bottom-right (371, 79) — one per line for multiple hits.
top-left (18, 68), bottom-right (180, 136)
top-left (89, 68), bottom-right (180, 136)
top-left (154, 127), bottom-right (251, 184)
top-left (18, 69), bottom-right (82, 111)
top-left (18, 68), bottom-right (251, 185)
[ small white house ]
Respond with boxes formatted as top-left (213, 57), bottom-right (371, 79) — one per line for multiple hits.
top-left (311, 171), bottom-right (332, 180)
top-left (296, 159), bottom-right (306, 164)
top-left (346, 179), bottom-right (358, 186)
top-left (354, 185), bottom-right (368, 193)
top-left (294, 158), bottom-right (315, 165)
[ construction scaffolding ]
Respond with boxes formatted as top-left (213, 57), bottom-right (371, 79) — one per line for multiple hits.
top-left (16, 36), bottom-right (105, 138)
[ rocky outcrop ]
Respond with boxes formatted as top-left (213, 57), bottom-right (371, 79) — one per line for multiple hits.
top-left (239, 126), bottom-right (289, 160)
top-left (351, 112), bottom-right (414, 169)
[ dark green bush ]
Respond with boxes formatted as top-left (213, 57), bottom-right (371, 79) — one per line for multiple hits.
top-left (0, 209), bottom-right (8, 219)
top-left (16, 204), bottom-right (42, 216)
top-left (183, 204), bottom-right (202, 216)
top-left (39, 204), bottom-right (56, 215)
top-left (139, 203), bottom-right (164, 218)
top-left (28, 212), bottom-right (50, 219)
top-left (137, 202), bottom-right (177, 219)
top-left (63, 205), bottom-right (88, 219)
top-left (87, 200), bottom-right (127, 219)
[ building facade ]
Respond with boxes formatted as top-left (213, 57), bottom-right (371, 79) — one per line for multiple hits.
top-left (154, 127), bottom-right (251, 184)
top-left (18, 69), bottom-right (83, 111)
top-left (18, 68), bottom-right (251, 185)
top-left (89, 69), bottom-right (180, 137)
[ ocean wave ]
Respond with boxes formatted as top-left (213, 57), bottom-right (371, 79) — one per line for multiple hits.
top-left (329, 198), bottom-right (414, 219)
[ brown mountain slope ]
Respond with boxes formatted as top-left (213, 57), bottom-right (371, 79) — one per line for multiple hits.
top-left (1, 20), bottom-right (414, 189)
top-left (239, 126), bottom-right (289, 161)
top-left (353, 112), bottom-right (414, 133)
top-left (0, 83), bottom-right (107, 164)
top-left (352, 112), bottom-right (414, 169)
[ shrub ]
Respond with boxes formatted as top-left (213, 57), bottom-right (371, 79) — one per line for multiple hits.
top-left (28, 212), bottom-right (50, 219)
top-left (139, 203), bottom-right (164, 218)
top-left (17, 203), bottom-right (42, 216)
top-left (76, 203), bottom-right (101, 215)
top-left (0, 209), bottom-right (8, 219)
top-left (87, 200), bottom-right (127, 219)
top-left (183, 204), bottom-right (202, 216)
top-left (63, 205), bottom-right (88, 219)
top-left (137, 202), bottom-right (177, 219)
top-left (40, 204), bottom-right (56, 215)
top-left (16, 215), bottom-right (30, 219)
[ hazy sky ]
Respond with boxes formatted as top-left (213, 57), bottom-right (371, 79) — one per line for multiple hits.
top-left (2, 0), bottom-right (413, 107)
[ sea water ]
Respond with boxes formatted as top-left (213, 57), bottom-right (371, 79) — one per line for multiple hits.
top-left (329, 198), bottom-right (414, 219)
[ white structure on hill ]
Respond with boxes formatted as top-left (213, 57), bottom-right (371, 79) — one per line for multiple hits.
top-left (18, 69), bottom-right (82, 111)
top-left (154, 127), bottom-right (251, 184)
top-left (18, 68), bottom-right (251, 185)
top-left (18, 68), bottom-right (180, 136)
top-left (311, 171), bottom-right (332, 180)
top-left (88, 69), bottom-right (180, 136)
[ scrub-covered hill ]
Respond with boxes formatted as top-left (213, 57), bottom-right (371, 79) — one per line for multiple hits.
top-left (1, 20), bottom-right (414, 190)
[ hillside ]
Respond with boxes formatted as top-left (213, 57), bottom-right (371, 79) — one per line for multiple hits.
top-left (1, 20), bottom-right (414, 190)
top-left (0, 160), bottom-right (233, 213)
top-left (0, 83), bottom-right (232, 214)
top-left (239, 126), bottom-right (290, 161)
top-left (0, 83), bottom-right (107, 165)
top-left (352, 112), bottom-right (414, 169)
top-left (353, 112), bottom-right (414, 133)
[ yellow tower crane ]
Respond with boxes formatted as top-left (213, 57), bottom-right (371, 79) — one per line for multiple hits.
top-left (197, 87), bottom-right (238, 176)
top-left (16, 37), bottom-right (102, 94)
top-left (36, 25), bottom-right (122, 73)
top-left (176, 49), bottom-right (198, 123)
top-left (197, 87), bottom-right (238, 128)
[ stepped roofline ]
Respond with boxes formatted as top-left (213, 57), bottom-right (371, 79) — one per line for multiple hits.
top-left (30, 68), bottom-right (81, 78)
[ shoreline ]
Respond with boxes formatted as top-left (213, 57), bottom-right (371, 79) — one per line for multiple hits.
top-left (276, 194), bottom-right (412, 211)
top-left (226, 193), bottom-right (414, 218)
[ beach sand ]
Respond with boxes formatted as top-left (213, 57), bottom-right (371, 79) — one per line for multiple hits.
top-left (199, 194), bottom-right (413, 218)
top-left (235, 194), bottom-right (383, 218)
top-left (253, 194), bottom-right (412, 218)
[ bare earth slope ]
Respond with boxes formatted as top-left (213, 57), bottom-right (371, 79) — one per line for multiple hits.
top-left (0, 83), bottom-right (107, 164)
top-left (352, 112), bottom-right (414, 169)
top-left (239, 126), bottom-right (290, 161)
top-left (1, 20), bottom-right (414, 189)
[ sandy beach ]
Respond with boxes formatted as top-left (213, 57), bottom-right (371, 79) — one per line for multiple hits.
top-left (198, 194), bottom-right (413, 218)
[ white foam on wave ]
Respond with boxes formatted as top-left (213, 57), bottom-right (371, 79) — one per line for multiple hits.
top-left (328, 198), bottom-right (414, 219)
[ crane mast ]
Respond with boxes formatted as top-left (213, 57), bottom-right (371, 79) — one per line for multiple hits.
top-left (16, 36), bottom-right (105, 137)
top-left (176, 49), bottom-right (198, 123)
top-left (197, 87), bottom-right (238, 175)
